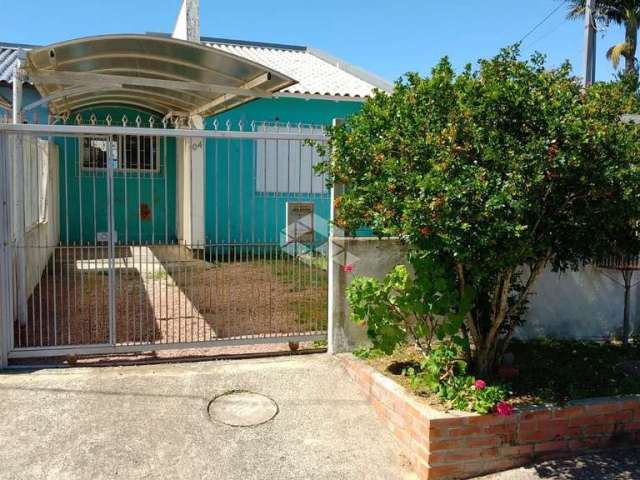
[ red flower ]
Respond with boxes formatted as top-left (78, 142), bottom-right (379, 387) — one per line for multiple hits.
top-left (496, 402), bottom-right (514, 417)
top-left (474, 379), bottom-right (486, 390)
top-left (420, 226), bottom-right (431, 236)
top-left (342, 263), bottom-right (354, 273)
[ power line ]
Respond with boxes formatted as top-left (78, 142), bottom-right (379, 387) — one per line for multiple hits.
top-left (522, 17), bottom-right (570, 52)
top-left (518, 0), bottom-right (569, 44)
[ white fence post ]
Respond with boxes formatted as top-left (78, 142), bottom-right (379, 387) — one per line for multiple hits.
top-left (14, 133), bottom-right (27, 329)
top-left (327, 118), bottom-right (344, 354)
top-left (0, 131), bottom-right (14, 368)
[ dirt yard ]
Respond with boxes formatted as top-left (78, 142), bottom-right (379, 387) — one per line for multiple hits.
top-left (14, 244), bottom-right (327, 349)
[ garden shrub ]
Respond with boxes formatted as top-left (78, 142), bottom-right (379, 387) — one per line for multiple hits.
top-left (322, 46), bottom-right (640, 375)
top-left (347, 252), bottom-right (507, 414)
top-left (347, 251), bottom-right (473, 356)
top-left (406, 341), bottom-right (508, 414)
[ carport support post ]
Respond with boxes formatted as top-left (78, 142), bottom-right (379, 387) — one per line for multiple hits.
top-left (327, 118), bottom-right (345, 355)
top-left (188, 116), bottom-right (205, 247)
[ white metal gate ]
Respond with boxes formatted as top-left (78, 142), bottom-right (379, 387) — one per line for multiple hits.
top-left (0, 120), bottom-right (330, 363)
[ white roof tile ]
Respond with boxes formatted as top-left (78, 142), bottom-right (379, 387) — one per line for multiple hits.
top-left (0, 44), bottom-right (33, 84)
top-left (205, 41), bottom-right (390, 98)
top-left (0, 47), bottom-right (20, 83)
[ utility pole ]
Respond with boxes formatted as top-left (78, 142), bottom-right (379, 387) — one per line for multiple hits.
top-left (583, 0), bottom-right (597, 86)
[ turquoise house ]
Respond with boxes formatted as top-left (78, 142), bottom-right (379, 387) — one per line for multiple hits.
top-left (0, 0), bottom-right (394, 363)
top-left (0, 28), bottom-right (390, 252)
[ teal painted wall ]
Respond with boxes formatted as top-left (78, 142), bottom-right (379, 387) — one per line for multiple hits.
top-left (0, 85), bottom-right (49, 124)
top-left (53, 98), bottom-right (362, 246)
top-left (203, 98), bottom-right (362, 246)
top-left (57, 106), bottom-right (177, 245)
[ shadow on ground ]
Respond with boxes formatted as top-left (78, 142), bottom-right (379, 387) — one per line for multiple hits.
top-left (533, 448), bottom-right (640, 479)
top-left (480, 447), bottom-right (640, 479)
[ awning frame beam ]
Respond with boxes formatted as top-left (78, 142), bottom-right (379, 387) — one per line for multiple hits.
top-left (190, 72), bottom-right (272, 115)
top-left (28, 70), bottom-right (273, 99)
top-left (22, 85), bottom-right (121, 112)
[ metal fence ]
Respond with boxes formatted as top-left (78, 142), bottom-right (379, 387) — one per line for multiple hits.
top-left (0, 119), bottom-right (331, 361)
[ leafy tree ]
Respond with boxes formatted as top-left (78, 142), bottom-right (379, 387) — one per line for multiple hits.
top-left (320, 47), bottom-right (640, 376)
top-left (567, 0), bottom-right (640, 75)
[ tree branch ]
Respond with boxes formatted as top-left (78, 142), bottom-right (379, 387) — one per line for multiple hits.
top-left (494, 253), bottom-right (549, 357)
top-left (484, 268), bottom-right (514, 351)
top-left (455, 261), bottom-right (480, 348)
top-left (510, 252), bottom-right (550, 316)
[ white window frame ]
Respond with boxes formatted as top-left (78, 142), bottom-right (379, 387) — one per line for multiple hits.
top-left (80, 135), bottom-right (161, 173)
top-left (255, 125), bottom-right (328, 195)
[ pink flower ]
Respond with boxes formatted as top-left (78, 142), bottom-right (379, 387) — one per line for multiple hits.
top-left (420, 226), bottom-right (431, 236)
top-left (474, 379), bottom-right (486, 390)
top-left (342, 263), bottom-right (354, 273)
top-left (496, 402), bottom-right (514, 417)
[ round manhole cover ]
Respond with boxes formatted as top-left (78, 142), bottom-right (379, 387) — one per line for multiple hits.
top-left (208, 391), bottom-right (278, 427)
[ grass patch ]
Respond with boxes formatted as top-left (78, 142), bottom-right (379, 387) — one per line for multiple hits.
top-left (151, 270), bottom-right (168, 280)
top-left (266, 257), bottom-right (328, 292)
top-left (289, 298), bottom-right (327, 329)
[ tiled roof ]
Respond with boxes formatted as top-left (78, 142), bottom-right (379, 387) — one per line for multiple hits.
top-left (204, 38), bottom-right (392, 99)
top-left (0, 47), bottom-right (20, 83)
top-left (0, 43), bottom-right (33, 83)
top-left (0, 37), bottom-right (392, 101)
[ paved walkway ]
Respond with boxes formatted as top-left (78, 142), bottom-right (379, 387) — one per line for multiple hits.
top-left (477, 447), bottom-right (640, 479)
top-left (0, 354), bottom-right (414, 480)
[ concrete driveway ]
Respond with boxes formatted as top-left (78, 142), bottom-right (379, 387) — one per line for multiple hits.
top-left (0, 354), bottom-right (414, 480)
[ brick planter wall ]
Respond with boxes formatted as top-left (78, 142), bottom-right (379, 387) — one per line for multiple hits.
top-left (338, 354), bottom-right (640, 480)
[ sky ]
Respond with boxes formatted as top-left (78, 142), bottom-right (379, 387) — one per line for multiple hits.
top-left (0, 0), bottom-right (627, 84)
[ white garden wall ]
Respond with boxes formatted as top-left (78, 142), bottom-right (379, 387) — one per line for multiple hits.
top-left (23, 139), bottom-right (59, 306)
top-left (328, 237), bottom-right (637, 351)
top-left (519, 266), bottom-right (637, 340)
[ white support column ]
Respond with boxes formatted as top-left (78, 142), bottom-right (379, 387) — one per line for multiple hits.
top-left (174, 115), bottom-right (205, 248)
top-left (327, 118), bottom-right (345, 354)
top-left (188, 115), bottom-right (205, 248)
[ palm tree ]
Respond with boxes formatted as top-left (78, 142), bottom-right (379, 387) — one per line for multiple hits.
top-left (567, 0), bottom-right (640, 75)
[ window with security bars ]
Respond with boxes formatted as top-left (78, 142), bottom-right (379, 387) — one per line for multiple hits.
top-left (82, 135), bottom-right (159, 171)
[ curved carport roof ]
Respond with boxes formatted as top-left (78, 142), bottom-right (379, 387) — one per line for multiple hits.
top-left (24, 34), bottom-right (295, 116)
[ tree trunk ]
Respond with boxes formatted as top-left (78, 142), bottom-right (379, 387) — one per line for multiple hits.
top-left (469, 259), bottom-right (548, 378)
top-left (475, 343), bottom-right (495, 379)
top-left (624, 21), bottom-right (638, 76)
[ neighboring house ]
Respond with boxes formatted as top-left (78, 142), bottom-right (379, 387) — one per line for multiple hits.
top-left (0, 42), bottom-right (47, 123)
